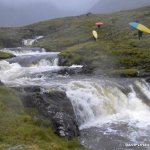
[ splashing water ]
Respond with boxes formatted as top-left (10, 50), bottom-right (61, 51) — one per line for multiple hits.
top-left (65, 80), bottom-right (150, 149)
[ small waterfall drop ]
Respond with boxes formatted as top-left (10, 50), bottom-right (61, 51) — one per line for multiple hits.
top-left (65, 80), bottom-right (150, 129)
top-left (0, 48), bottom-right (60, 84)
top-left (0, 47), bottom-right (82, 86)
top-left (65, 79), bottom-right (150, 149)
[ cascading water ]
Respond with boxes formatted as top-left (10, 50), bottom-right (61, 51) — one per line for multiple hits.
top-left (0, 48), bottom-right (82, 86)
top-left (65, 80), bottom-right (150, 127)
top-left (0, 47), bottom-right (150, 150)
top-left (22, 36), bottom-right (44, 46)
top-left (65, 80), bottom-right (150, 150)
top-left (0, 48), bottom-right (61, 85)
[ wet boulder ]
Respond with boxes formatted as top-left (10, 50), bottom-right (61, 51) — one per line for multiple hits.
top-left (15, 86), bottom-right (79, 139)
top-left (57, 67), bottom-right (83, 75)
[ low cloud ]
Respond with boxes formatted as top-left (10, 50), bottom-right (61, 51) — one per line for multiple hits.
top-left (0, 0), bottom-right (149, 27)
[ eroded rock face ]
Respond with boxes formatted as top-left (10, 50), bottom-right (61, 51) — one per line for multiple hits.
top-left (58, 56), bottom-right (94, 75)
top-left (53, 112), bottom-right (79, 138)
top-left (15, 86), bottom-right (79, 139)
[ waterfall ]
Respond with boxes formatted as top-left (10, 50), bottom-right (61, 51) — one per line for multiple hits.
top-left (22, 36), bottom-right (44, 46)
top-left (0, 46), bottom-right (150, 149)
top-left (65, 80), bottom-right (150, 129)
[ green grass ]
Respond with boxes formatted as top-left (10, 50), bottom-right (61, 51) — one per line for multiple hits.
top-left (110, 69), bottom-right (138, 77)
top-left (0, 86), bottom-right (85, 150)
top-left (0, 51), bottom-right (14, 59)
top-left (0, 6), bottom-right (150, 76)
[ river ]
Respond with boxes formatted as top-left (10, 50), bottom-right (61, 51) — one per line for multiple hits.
top-left (0, 47), bottom-right (150, 150)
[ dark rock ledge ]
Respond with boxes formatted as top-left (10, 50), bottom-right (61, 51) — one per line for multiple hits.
top-left (15, 86), bottom-right (79, 139)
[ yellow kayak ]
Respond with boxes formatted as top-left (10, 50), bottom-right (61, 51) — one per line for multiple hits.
top-left (92, 30), bottom-right (98, 39)
top-left (138, 23), bottom-right (150, 33)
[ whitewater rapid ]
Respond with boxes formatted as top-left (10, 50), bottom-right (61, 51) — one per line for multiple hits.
top-left (65, 80), bottom-right (150, 149)
top-left (0, 48), bottom-right (82, 86)
top-left (66, 80), bottom-right (150, 129)
top-left (0, 47), bottom-right (150, 149)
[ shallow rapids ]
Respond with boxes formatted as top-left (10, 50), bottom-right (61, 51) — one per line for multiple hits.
top-left (0, 48), bottom-right (82, 86)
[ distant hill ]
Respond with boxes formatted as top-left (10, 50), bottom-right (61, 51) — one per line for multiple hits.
top-left (91, 0), bottom-right (150, 13)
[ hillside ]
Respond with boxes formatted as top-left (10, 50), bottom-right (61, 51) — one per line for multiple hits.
top-left (0, 6), bottom-right (150, 76)
top-left (91, 0), bottom-right (150, 13)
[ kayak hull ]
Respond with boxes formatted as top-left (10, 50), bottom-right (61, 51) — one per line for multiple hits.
top-left (92, 30), bottom-right (98, 39)
top-left (129, 22), bottom-right (150, 33)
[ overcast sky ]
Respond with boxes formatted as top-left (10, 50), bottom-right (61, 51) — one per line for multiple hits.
top-left (0, 0), bottom-right (149, 27)
top-left (0, 0), bottom-right (99, 27)
top-left (0, 0), bottom-right (99, 11)
top-left (91, 0), bottom-right (150, 13)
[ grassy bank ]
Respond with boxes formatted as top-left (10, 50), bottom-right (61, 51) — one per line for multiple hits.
top-left (0, 6), bottom-right (150, 76)
top-left (0, 51), bottom-right (14, 59)
top-left (0, 86), bottom-right (85, 150)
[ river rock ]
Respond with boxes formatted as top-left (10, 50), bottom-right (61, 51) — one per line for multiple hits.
top-left (146, 78), bottom-right (150, 83)
top-left (138, 71), bottom-right (150, 78)
top-left (57, 67), bottom-right (83, 75)
top-left (81, 65), bottom-right (95, 74)
top-left (0, 80), bottom-right (4, 85)
top-left (15, 86), bottom-right (79, 139)
top-left (58, 56), bottom-right (68, 66)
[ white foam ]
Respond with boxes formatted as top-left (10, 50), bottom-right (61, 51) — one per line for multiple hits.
top-left (23, 39), bottom-right (36, 46)
top-left (22, 36), bottom-right (44, 46)
top-left (65, 80), bottom-right (150, 131)
top-left (135, 80), bottom-right (150, 100)
top-left (35, 36), bottom-right (44, 40)
top-left (70, 65), bottom-right (83, 68)
top-left (0, 48), bottom-right (59, 56)
top-left (0, 56), bottom-right (61, 85)
top-left (0, 60), bottom-right (22, 82)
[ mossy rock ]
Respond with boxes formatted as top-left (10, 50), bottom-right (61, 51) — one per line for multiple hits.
top-left (0, 51), bottom-right (15, 59)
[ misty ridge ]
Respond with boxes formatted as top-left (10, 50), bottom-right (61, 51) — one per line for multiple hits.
top-left (0, 0), bottom-right (150, 27)
top-left (91, 0), bottom-right (150, 13)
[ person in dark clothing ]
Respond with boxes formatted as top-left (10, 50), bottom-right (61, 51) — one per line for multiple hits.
top-left (135, 20), bottom-right (143, 40)
top-left (138, 30), bottom-right (143, 40)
